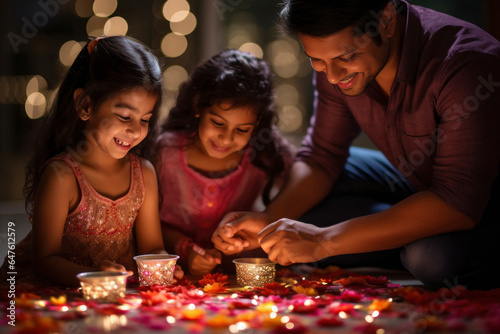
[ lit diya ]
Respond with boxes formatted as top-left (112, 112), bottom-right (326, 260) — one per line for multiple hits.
top-left (77, 271), bottom-right (131, 303)
top-left (133, 254), bottom-right (179, 287)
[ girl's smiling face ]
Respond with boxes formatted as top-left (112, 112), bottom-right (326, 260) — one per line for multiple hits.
top-left (81, 88), bottom-right (157, 160)
top-left (195, 100), bottom-right (257, 160)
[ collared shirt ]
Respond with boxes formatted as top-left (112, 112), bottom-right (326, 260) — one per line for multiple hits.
top-left (297, 1), bottom-right (500, 223)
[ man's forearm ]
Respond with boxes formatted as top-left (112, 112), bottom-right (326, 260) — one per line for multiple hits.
top-left (319, 191), bottom-right (475, 257)
top-left (265, 161), bottom-right (335, 222)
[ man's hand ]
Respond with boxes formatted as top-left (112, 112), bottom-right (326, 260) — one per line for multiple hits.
top-left (212, 212), bottom-right (271, 254)
top-left (258, 219), bottom-right (331, 266)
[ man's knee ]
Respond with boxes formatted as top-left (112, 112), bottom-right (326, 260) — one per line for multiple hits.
top-left (400, 239), bottom-right (460, 288)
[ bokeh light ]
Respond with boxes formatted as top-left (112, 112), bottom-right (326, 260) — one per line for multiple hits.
top-left (279, 105), bottom-right (303, 133)
top-left (275, 84), bottom-right (300, 107)
top-left (161, 33), bottom-right (188, 58)
top-left (228, 35), bottom-right (251, 50)
top-left (162, 0), bottom-right (190, 22)
top-left (268, 39), bottom-right (301, 79)
top-left (171, 10), bottom-right (190, 23)
top-left (170, 12), bottom-right (196, 36)
top-left (104, 16), bottom-right (128, 36)
top-left (59, 40), bottom-right (83, 67)
top-left (26, 76), bottom-right (48, 96)
top-left (93, 0), bottom-right (117, 18)
top-left (75, 0), bottom-right (93, 18)
top-left (239, 43), bottom-right (263, 59)
top-left (163, 65), bottom-right (188, 91)
top-left (25, 92), bottom-right (47, 119)
top-left (273, 54), bottom-right (299, 78)
top-left (87, 15), bottom-right (107, 37)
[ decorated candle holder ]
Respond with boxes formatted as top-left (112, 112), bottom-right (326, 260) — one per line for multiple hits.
top-left (233, 258), bottom-right (276, 287)
top-left (77, 271), bottom-right (131, 303)
top-left (133, 254), bottom-right (179, 287)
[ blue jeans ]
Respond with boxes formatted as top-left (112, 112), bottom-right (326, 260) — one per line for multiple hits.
top-left (300, 147), bottom-right (500, 290)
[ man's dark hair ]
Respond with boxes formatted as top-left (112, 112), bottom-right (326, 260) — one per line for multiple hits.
top-left (279, 0), bottom-right (400, 45)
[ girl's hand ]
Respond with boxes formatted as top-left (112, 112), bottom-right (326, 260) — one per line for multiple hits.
top-left (258, 218), bottom-right (331, 266)
top-left (173, 264), bottom-right (184, 281)
top-left (212, 212), bottom-right (270, 255)
top-left (99, 260), bottom-right (134, 276)
top-left (188, 247), bottom-right (222, 276)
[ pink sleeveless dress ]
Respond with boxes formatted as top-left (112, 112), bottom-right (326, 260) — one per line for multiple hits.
top-left (155, 131), bottom-right (295, 250)
top-left (0, 152), bottom-right (145, 285)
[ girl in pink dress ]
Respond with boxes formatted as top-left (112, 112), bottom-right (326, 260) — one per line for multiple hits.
top-left (0, 36), bottom-right (183, 286)
top-left (154, 49), bottom-right (295, 276)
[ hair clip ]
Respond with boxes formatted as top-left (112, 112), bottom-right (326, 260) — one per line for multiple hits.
top-left (87, 37), bottom-right (103, 55)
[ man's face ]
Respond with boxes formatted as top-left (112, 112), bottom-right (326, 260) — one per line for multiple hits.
top-left (299, 26), bottom-right (391, 96)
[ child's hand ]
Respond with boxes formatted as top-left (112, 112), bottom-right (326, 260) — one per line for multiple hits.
top-left (188, 247), bottom-right (222, 276)
top-left (212, 212), bottom-right (270, 254)
top-left (99, 260), bottom-right (134, 276)
top-left (173, 264), bottom-right (184, 281)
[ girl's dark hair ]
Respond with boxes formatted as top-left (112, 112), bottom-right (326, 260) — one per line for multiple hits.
top-left (279, 0), bottom-right (400, 45)
top-left (159, 49), bottom-right (284, 205)
top-left (24, 35), bottom-right (163, 212)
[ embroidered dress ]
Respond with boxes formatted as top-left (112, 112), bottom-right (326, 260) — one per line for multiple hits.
top-left (0, 152), bottom-right (145, 285)
top-left (155, 131), bottom-right (294, 249)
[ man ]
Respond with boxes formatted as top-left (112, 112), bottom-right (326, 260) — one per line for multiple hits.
top-left (212, 0), bottom-right (500, 289)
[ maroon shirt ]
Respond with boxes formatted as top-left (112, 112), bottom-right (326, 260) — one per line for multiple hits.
top-left (297, 1), bottom-right (500, 223)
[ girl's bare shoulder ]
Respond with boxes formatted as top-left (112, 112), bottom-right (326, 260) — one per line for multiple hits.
top-left (137, 157), bottom-right (158, 185)
top-left (40, 157), bottom-right (77, 188)
top-left (35, 157), bottom-right (79, 208)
